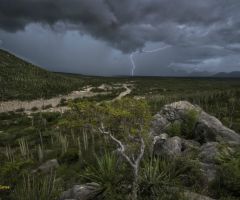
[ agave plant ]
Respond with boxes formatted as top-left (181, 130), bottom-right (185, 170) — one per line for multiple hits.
top-left (82, 152), bottom-right (124, 199)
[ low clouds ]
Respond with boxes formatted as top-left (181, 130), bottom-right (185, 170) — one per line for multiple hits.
top-left (0, 0), bottom-right (240, 75)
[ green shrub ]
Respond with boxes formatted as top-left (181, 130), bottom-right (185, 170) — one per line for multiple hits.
top-left (0, 160), bottom-right (34, 186)
top-left (210, 151), bottom-right (240, 198)
top-left (166, 121), bottom-right (182, 137)
top-left (181, 109), bottom-right (199, 139)
top-left (42, 112), bottom-right (61, 123)
top-left (58, 98), bottom-right (67, 106)
top-left (31, 106), bottom-right (38, 111)
top-left (58, 149), bottom-right (79, 165)
top-left (15, 108), bottom-right (25, 112)
top-left (166, 109), bottom-right (199, 139)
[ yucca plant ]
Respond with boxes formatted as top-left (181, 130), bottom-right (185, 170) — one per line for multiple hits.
top-left (139, 157), bottom-right (181, 198)
top-left (82, 152), bottom-right (123, 199)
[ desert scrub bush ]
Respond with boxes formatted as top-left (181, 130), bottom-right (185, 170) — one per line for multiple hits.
top-left (42, 104), bottom-right (53, 110)
top-left (81, 152), bottom-right (127, 200)
top-left (15, 108), bottom-right (25, 112)
top-left (31, 106), bottom-right (38, 111)
top-left (58, 98), bottom-right (67, 106)
top-left (13, 171), bottom-right (61, 200)
top-left (41, 112), bottom-right (61, 123)
top-left (0, 160), bottom-right (34, 186)
top-left (58, 149), bottom-right (79, 165)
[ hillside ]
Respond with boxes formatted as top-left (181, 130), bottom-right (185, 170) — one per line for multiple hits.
top-left (0, 49), bottom-right (85, 101)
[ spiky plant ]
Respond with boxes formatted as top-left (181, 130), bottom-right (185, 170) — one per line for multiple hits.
top-left (82, 152), bottom-right (124, 199)
top-left (139, 157), bottom-right (182, 198)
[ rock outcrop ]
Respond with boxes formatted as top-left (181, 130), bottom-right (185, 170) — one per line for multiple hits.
top-left (151, 101), bottom-right (240, 144)
top-left (151, 101), bottom-right (240, 183)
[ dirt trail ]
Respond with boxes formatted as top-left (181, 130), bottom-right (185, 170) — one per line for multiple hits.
top-left (0, 84), bottom-right (132, 114)
top-left (111, 84), bottom-right (132, 101)
top-left (0, 86), bottom-right (94, 113)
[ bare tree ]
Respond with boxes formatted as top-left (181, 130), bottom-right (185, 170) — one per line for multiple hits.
top-left (99, 123), bottom-right (145, 200)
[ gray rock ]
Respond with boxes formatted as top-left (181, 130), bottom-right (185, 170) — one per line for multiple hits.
top-left (160, 101), bottom-right (201, 122)
top-left (37, 159), bottom-right (59, 173)
top-left (184, 191), bottom-right (215, 200)
top-left (154, 136), bottom-right (182, 156)
top-left (151, 114), bottom-right (169, 136)
top-left (60, 183), bottom-right (101, 200)
top-left (182, 139), bottom-right (201, 151)
top-left (195, 111), bottom-right (240, 144)
top-left (198, 142), bottom-right (219, 164)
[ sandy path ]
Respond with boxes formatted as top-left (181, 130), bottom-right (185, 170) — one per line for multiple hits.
top-left (0, 86), bottom-right (95, 113)
top-left (0, 84), bottom-right (132, 114)
top-left (112, 84), bottom-right (132, 101)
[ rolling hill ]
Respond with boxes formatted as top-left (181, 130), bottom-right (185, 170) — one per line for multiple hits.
top-left (0, 49), bottom-right (86, 101)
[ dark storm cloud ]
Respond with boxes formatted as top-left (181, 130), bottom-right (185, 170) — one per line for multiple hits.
top-left (1, 0), bottom-right (240, 53)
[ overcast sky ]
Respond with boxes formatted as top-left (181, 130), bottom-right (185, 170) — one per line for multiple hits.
top-left (0, 0), bottom-right (240, 76)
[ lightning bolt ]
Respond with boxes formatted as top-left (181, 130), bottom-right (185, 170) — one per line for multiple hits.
top-left (130, 45), bottom-right (171, 76)
top-left (130, 53), bottom-right (136, 76)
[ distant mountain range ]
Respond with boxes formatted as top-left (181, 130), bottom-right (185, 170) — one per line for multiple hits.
top-left (187, 71), bottom-right (214, 77)
top-left (212, 71), bottom-right (240, 78)
top-left (186, 71), bottom-right (240, 78)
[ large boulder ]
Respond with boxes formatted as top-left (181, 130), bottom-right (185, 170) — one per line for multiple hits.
top-left (59, 183), bottom-right (102, 200)
top-left (151, 101), bottom-right (240, 144)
